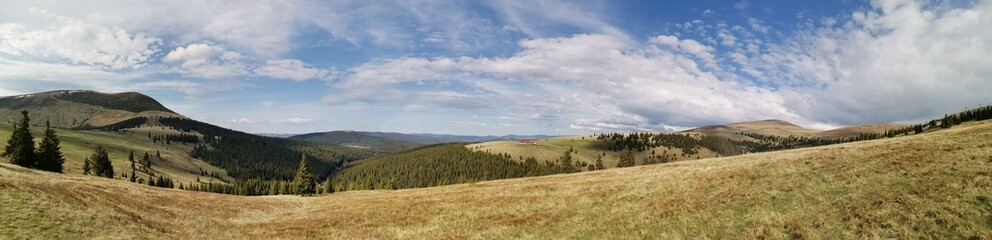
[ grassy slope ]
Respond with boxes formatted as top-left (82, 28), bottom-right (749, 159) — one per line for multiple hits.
top-left (467, 135), bottom-right (717, 168)
top-left (0, 123), bottom-right (230, 185)
top-left (2, 120), bottom-right (992, 239)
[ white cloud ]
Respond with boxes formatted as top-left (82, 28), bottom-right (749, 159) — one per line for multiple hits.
top-left (650, 35), bottom-right (716, 65)
top-left (747, 17), bottom-right (769, 33)
top-left (0, 9), bottom-right (161, 69)
top-left (261, 101), bottom-right (276, 108)
top-left (735, 1), bottom-right (750, 10)
top-left (743, 0), bottom-right (992, 124)
top-left (274, 117), bottom-right (316, 125)
top-left (327, 34), bottom-right (803, 132)
top-left (487, 0), bottom-right (631, 41)
top-left (254, 59), bottom-right (335, 81)
top-left (163, 43), bottom-right (247, 79)
top-left (229, 118), bottom-right (257, 124)
top-left (402, 104), bottom-right (427, 112)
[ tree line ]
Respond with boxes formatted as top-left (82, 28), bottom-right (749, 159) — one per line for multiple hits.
top-left (331, 143), bottom-right (580, 191)
top-left (595, 132), bottom-right (744, 156)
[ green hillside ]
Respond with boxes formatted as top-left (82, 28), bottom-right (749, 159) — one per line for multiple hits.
top-left (0, 90), bottom-right (182, 129)
top-left (0, 90), bottom-right (375, 185)
top-left (0, 122), bottom-right (230, 185)
top-left (332, 143), bottom-right (571, 191)
top-left (2, 119), bottom-right (991, 239)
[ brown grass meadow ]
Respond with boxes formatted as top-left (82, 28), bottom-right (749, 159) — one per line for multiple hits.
top-left (2, 120), bottom-right (992, 239)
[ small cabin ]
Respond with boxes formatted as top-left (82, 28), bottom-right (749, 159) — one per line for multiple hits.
top-left (517, 140), bottom-right (536, 145)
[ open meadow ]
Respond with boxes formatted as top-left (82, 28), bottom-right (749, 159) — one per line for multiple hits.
top-left (3, 120), bottom-right (991, 239)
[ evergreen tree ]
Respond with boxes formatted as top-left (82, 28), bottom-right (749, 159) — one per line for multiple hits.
top-left (82, 158), bottom-right (92, 175)
top-left (129, 151), bottom-right (137, 182)
top-left (90, 146), bottom-right (115, 178)
top-left (142, 152), bottom-right (151, 171)
top-left (35, 120), bottom-right (65, 173)
top-left (322, 179), bottom-right (332, 194)
top-left (268, 181), bottom-right (279, 195)
top-left (3, 110), bottom-right (36, 168)
top-left (559, 150), bottom-right (576, 173)
top-left (595, 155), bottom-right (605, 170)
top-left (278, 181), bottom-right (288, 195)
top-left (617, 148), bottom-right (635, 168)
top-left (291, 154), bottom-right (316, 195)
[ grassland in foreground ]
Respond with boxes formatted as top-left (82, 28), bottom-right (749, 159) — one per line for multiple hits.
top-left (2, 120), bottom-right (992, 239)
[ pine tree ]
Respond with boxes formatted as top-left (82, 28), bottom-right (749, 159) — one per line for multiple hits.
top-left (559, 150), bottom-right (576, 173)
top-left (82, 158), bottom-right (92, 175)
top-left (35, 120), bottom-right (65, 173)
top-left (322, 179), bottom-right (332, 194)
top-left (3, 110), bottom-right (36, 168)
top-left (595, 155), bottom-right (605, 170)
top-left (142, 152), bottom-right (151, 171)
top-left (268, 181), bottom-right (279, 195)
top-left (129, 151), bottom-right (137, 182)
top-left (617, 148), bottom-right (635, 168)
top-left (291, 154), bottom-right (316, 195)
top-left (90, 146), bottom-right (115, 178)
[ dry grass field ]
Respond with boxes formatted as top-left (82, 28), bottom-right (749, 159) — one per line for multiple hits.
top-left (2, 120), bottom-right (992, 239)
top-left (467, 135), bottom-right (718, 168)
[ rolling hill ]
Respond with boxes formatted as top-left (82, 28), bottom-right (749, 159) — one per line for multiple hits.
top-left (682, 119), bottom-right (818, 139)
top-left (0, 90), bottom-right (182, 129)
top-left (470, 119), bottom-right (912, 169)
top-left (2, 119), bottom-right (990, 238)
top-left (0, 90), bottom-right (372, 185)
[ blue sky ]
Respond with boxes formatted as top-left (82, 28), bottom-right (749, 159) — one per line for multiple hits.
top-left (1, 0), bottom-right (991, 135)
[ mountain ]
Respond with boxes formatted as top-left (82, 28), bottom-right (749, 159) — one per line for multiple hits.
top-left (0, 90), bottom-right (371, 183)
top-left (3, 118), bottom-right (990, 238)
top-left (0, 90), bottom-right (182, 129)
top-left (290, 131), bottom-right (422, 152)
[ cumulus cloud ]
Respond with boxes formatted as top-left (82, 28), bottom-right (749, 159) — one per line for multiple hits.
top-left (322, 0), bottom-right (992, 133)
top-left (163, 43), bottom-right (247, 79)
top-left (743, 0), bottom-right (992, 124)
top-left (327, 34), bottom-right (802, 132)
top-left (274, 117), bottom-right (316, 125)
top-left (229, 118), bottom-right (257, 124)
top-left (0, 8), bottom-right (161, 69)
top-left (254, 59), bottom-right (335, 81)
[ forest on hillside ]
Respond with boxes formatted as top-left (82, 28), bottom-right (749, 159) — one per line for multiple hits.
top-left (331, 143), bottom-right (588, 191)
top-left (158, 117), bottom-right (372, 180)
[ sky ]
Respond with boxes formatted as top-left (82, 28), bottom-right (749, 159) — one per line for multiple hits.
top-left (0, 0), bottom-right (990, 135)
